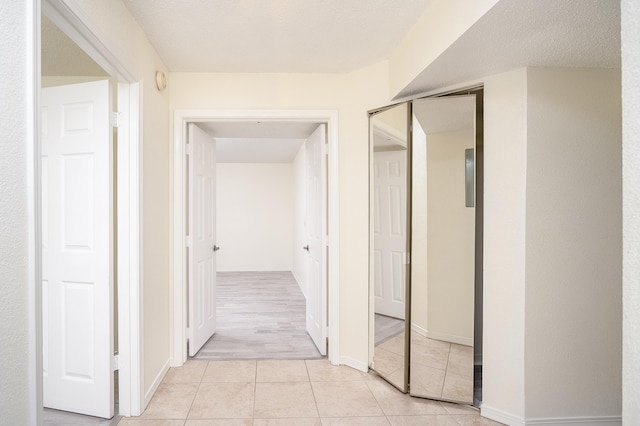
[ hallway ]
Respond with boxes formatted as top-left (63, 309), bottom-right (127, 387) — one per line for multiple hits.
top-left (193, 271), bottom-right (322, 360)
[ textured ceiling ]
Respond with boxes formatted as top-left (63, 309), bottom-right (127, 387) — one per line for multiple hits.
top-left (196, 121), bottom-right (319, 163)
top-left (121, 0), bottom-right (432, 73)
top-left (397, 0), bottom-right (621, 98)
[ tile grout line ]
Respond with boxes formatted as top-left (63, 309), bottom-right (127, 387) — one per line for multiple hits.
top-left (184, 360), bottom-right (207, 423)
top-left (304, 359), bottom-right (322, 420)
top-left (252, 360), bottom-right (258, 421)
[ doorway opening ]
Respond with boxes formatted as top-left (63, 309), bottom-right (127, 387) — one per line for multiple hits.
top-left (188, 121), bottom-right (326, 360)
top-left (40, 0), bottom-right (143, 419)
top-left (172, 110), bottom-right (340, 367)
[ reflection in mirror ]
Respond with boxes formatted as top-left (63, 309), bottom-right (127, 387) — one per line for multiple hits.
top-left (369, 102), bottom-right (410, 391)
top-left (410, 95), bottom-right (476, 404)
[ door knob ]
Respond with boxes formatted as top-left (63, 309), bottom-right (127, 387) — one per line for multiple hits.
top-left (303, 245), bottom-right (309, 251)
top-left (213, 245), bottom-right (220, 252)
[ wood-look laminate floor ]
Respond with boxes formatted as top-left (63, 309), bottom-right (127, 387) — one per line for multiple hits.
top-left (192, 271), bottom-right (323, 360)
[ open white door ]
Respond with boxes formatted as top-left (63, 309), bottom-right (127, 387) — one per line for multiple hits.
top-left (305, 124), bottom-right (328, 355)
top-left (41, 80), bottom-right (114, 418)
top-left (188, 123), bottom-right (217, 356)
top-left (373, 150), bottom-right (407, 320)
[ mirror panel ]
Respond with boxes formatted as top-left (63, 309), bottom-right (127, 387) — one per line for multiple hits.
top-left (369, 102), bottom-right (410, 391)
top-left (410, 95), bottom-right (476, 404)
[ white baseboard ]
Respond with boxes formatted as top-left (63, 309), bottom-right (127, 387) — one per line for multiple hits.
top-left (411, 323), bottom-right (428, 337)
top-left (291, 270), bottom-right (306, 298)
top-left (481, 405), bottom-right (525, 426)
top-left (143, 358), bottom-right (171, 409)
top-left (339, 356), bottom-right (368, 372)
top-left (481, 405), bottom-right (621, 426)
top-left (425, 330), bottom-right (472, 347)
top-left (525, 415), bottom-right (622, 425)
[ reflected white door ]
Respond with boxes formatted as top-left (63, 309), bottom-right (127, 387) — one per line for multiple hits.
top-left (305, 124), bottom-right (327, 355)
top-left (188, 123), bottom-right (217, 356)
top-left (373, 150), bottom-right (407, 320)
top-left (41, 80), bottom-right (114, 418)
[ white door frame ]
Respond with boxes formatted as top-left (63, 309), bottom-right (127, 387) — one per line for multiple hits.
top-left (40, 0), bottom-right (143, 417)
top-left (172, 109), bottom-right (340, 366)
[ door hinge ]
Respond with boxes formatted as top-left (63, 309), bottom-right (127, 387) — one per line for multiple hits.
top-left (113, 354), bottom-right (119, 371)
top-left (110, 111), bottom-right (122, 128)
top-left (406, 252), bottom-right (411, 265)
top-left (186, 143), bottom-right (193, 155)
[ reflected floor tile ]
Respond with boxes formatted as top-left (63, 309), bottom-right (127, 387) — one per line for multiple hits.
top-left (321, 416), bottom-right (390, 425)
top-left (442, 372), bottom-right (473, 403)
top-left (410, 363), bottom-right (446, 398)
top-left (373, 347), bottom-right (404, 377)
top-left (202, 360), bottom-right (256, 382)
top-left (377, 333), bottom-right (405, 356)
top-left (366, 380), bottom-right (447, 416)
top-left (188, 382), bottom-right (255, 419)
top-left (254, 382), bottom-right (318, 418)
top-left (446, 351), bottom-right (473, 379)
top-left (256, 360), bottom-right (309, 382)
top-left (163, 361), bottom-right (208, 384)
top-left (119, 421), bottom-right (185, 426)
top-left (305, 359), bottom-right (365, 382)
top-left (311, 381), bottom-right (383, 417)
top-left (185, 420), bottom-right (252, 426)
top-left (140, 383), bottom-right (199, 419)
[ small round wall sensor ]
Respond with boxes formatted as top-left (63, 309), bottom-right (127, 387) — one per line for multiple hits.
top-left (155, 71), bottom-right (167, 92)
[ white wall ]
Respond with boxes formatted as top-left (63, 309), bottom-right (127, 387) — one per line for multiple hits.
top-left (292, 145), bottom-right (307, 294)
top-left (65, 0), bottom-right (172, 404)
top-left (525, 67), bottom-right (622, 420)
top-left (482, 67), bottom-right (622, 424)
top-left (170, 62), bottom-right (390, 368)
top-left (622, 0), bottom-right (640, 422)
top-left (216, 163), bottom-right (294, 272)
top-left (0, 2), bottom-right (40, 424)
top-left (482, 67), bottom-right (528, 423)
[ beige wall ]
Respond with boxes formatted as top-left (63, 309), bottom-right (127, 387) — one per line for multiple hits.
top-left (170, 62), bottom-right (390, 367)
top-left (216, 163), bottom-right (294, 272)
top-left (525, 67), bottom-right (622, 419)
top-left (483, 67), bottom-right (528, 421)
top-left (70, 0), bottom-right (172, 400)
top-left (622, 0), bottom-right (640, 422)
top-left (482, 67), bottom-right (622, 423)
top-left (425, 129), bottom-right (475, 343)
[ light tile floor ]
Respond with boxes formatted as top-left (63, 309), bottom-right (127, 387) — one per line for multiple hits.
top-left (119, 359), bottom-right (503, 425)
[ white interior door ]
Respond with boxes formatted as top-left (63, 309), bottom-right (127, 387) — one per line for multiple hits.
top-left (41, 80), bottom-right (114, 418)
top-left (373, 150), bottom-right (407, 320)
top-left (305, 124), bottom-right (328, 355)
top-left (188, 123), bottom-right (217, 356)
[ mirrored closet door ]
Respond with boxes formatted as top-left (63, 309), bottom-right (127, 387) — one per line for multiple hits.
top-left (410, 95), bottom-right (477, 404)
top-left (369, 102), bottom-right (411, 392)
top-left (369, 92), bottom-right (481, 405)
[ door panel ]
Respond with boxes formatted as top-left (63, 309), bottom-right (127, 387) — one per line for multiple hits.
top-left (305, 124), bottom-right (327, 355)
top-left (42, 80), bottom-right (113, 419)
top-left (188, 123), bottom-right (217, 356)
top-left (373, 150), bottom-right (407, 320)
